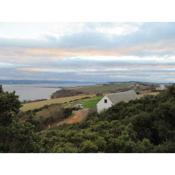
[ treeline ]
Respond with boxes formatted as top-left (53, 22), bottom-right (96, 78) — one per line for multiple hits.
top-left (1, 85), bottom-right (175, 152)
top-left (51, 89), bottom-right (84, 98)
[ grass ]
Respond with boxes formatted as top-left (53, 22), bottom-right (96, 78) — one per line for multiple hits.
top-left (21, 94), bottom-right (95, 112)
top-left (81, 96), bottom-right (102, 108)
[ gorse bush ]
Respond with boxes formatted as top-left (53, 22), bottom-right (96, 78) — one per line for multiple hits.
top-left (39, 86), bottom-right (175, 153)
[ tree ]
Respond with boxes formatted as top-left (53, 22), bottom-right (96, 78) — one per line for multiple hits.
top-left (0, 85), bottom-right (3, 93)
top-left (0, 91), bottom-right (21, 126)
top-left (167, 85), bottom-right (175, 97)
top-left (0, 88), bottom-right (41, 152)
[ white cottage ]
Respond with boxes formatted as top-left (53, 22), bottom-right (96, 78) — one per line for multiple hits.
top-left (96, 90), bottom-right (138, 114)
top-left (156, 84), bottom-right (166, 91)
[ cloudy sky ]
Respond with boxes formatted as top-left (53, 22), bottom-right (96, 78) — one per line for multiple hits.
top-left (0, 22), bottom-right (175, 82)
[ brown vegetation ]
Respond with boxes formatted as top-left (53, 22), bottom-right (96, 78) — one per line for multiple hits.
top-left (51, 89), bottom-right (85, 98)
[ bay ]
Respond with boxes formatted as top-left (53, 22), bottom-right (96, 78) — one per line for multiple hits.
top-left (3, 85), bottom-right (60, 101)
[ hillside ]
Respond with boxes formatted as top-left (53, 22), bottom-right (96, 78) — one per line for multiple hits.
top-left (39, 87), bottom-right (175, 153)
top-left (66, 82), bottom-right (133, 94)
top-left (50, 82), bottom-right (158, 100)
top-left (1, 84), bottom-right (175, 153)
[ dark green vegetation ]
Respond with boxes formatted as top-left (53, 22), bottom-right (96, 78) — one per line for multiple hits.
top-left (0, 89), bottom-right (40, 152)
top-left (1, 85), bottom-right (175, 153)
top-left (40, 86), bottom-right (175, 153)
top-left (51, 89), bottom-right (84, 99)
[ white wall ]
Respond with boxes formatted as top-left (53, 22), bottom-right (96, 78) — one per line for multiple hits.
top-left (97, 96), bottom-right (113, 114)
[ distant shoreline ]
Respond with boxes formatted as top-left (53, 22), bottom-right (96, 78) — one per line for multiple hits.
top-left (0, 79), bottom-right (174, 86)
top-left (1, 81), bottom-right (173, 102)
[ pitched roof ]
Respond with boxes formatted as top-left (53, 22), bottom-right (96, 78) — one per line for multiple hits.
top-left (106, 90), bottom-right (137, 104)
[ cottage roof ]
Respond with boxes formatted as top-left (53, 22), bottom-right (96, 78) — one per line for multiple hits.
top-left (106, 90), bottom-right (137, 104)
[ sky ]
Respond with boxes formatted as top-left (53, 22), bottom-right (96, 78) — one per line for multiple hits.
top-left (0, 22), bottom-right (175, 83)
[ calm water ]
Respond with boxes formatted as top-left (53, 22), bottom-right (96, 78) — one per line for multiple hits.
top-left (3, 85), bottom-right (60, 101)
top-left (2, 82), bottom-right (96, 101)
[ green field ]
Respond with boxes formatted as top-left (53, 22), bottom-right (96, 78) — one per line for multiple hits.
top-left (21, 94), bottom-right (95, 112)
top-left (81, 96), bottom-right (102, 108)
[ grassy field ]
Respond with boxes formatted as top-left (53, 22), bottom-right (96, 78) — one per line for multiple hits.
top-left (21, 94), bottom-right (95, 112)
top-left (81, 96), bottom-right (102, 108)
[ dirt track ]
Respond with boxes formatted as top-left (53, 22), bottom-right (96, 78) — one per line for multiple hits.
top-left (48, 108), bottom-right (89, 128)
top-left (65, 108), bottom-right (89, 124)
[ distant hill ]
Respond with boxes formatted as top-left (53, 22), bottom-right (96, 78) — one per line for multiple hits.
top-left (1, 79), bottom-right (172, 86)
top-left (0, 80), bottom-right (95, 86)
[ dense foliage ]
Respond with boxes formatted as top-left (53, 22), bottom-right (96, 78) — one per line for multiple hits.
top-left (0, 89), bottom-right (40, 152)
top-left (1, 85), bottom-right (175, 153)
top-left (39, 87), bottom-right (175, 153)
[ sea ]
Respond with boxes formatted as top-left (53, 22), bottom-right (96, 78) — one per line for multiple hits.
top-left (2, 82), bottom-right (96, 101)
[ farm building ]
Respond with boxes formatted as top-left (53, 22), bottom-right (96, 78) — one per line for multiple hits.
top-left (96, 90), bottom-right (138, 114)
top-left (156, 84), bottom-right (166, 91)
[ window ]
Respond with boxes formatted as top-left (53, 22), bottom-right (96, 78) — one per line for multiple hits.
top-left (104, 99), bottom-right (107, 103)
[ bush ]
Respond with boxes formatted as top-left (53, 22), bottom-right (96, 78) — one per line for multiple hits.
top-left (81, 140), bottom-right (98, 153)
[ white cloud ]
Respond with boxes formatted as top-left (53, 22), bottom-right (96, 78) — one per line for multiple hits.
top-left (0, 23), bottom-right (139, 41)
top-left (0, 62), bottom-right (15, 68)
top-left (95, 23), bottom-right (139, 36)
